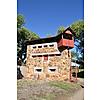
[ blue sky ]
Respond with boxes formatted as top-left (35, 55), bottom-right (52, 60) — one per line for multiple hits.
top-left (17, 0), bottom-right (84, 38)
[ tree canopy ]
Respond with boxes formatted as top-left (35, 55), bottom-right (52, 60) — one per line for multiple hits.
top-left (17, 14), bottom-right (39, 65)
top-left (17, 14), bottom-right (25, 28)
top-left (57, 26), bottom-right (65, 34)
top-left (70, 20), bottom-right (84, 63)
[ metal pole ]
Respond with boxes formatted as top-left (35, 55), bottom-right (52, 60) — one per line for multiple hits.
top-left (68, 49), bottom-right (71, 82)
top-left (69, 59), bottom-right (72, 82)
top-left (75, 48), bottom-right (77, 82)
top-left (75, 63), bottom-right (77, 82)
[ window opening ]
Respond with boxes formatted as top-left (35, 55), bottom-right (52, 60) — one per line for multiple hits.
top-left (48, 67), bottom-right (57, 73)
top-left (33, 46), bottom-right (36, 48)
top-left (32, 55), bottom-right (36, 58)
top-left (36, 69), bottom-right (42, 72)
top-left (38, 46), bottom-right (42, 48)
top-left (49, 69), bottom-right (56, 71)
top-left (63, 34), bottom-right (72, 40)
top-left (34, 67), bottom-right (43, 73)
top-left (49, 44), bottom-right (54, 47)
top-left (44, 45), bottom-right (48, 47)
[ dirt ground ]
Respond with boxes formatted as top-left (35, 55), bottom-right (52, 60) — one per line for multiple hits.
top-left (17, 79), bottom-right (84, 100)
top-left (69, 88), bottom-right (84, 100)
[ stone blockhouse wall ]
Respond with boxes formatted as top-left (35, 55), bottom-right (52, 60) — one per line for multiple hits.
top-left (32, 47), bottom-right (58, 53)
top-left (26, 42), bottom-right (71, 81)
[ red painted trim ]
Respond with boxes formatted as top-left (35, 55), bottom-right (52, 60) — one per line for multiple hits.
top-left (43, 55), bottom-right (48, 61)
top-left (58, 39), bottom-right (74, 48)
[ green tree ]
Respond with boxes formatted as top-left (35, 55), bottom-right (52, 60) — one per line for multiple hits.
top-left (17, 14), bottom-right (25, 28)
top-left (57, 26), bottom-right (65, 34)
top-left (71, 51), bottom-right (78, 59)
top-left (17, 14), bottom-right (39, 65)
top-left (70, 20), bottom-right (84, 66)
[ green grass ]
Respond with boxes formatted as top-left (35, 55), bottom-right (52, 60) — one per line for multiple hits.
top-left (28, 93), bottom-right (55, 100)
top-left (49, 81), bottom-right (79, 90)
top-left (17, 80), bottom-right (80, 100)
top-left (17, 79), bottom-right (45, 89)
top-left (43, 94), bottom-right (55, 100)
top-left (17, 79), bottom-right (36, 89)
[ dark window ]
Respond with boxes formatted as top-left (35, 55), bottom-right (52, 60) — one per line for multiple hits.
top-left (32, 55), bottom-right (36, 58)
top-left (50, 54), bottom-right (54, 57)
top-left (49, 69), bottom-right (56, 71)
top-left (38, 55), bottom-right (42, 57)
top-left (49, 44), bottom-right (54, 47)
top-left (56, 54), bottom-right (61, 56)
top-left (48, 67), bottom-right (57, 72)
top-left (63, 34), bottom-right (72, 40)
top-left (33, 46), bottom-right (36, 48)
top-left (44, 45), bottom-right (48, 47)
top-left (36, 69), bottom-right (42, 72)
top-left (38, 46), bottom-right (42, 48)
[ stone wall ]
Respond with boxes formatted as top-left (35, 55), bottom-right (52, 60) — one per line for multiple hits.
top-left (32, 47), bottom-right (58, 53)
top-left (26, 44), bottom-right (71, 81)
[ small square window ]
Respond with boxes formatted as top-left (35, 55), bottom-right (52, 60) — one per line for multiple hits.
top-left (48, 67), bottom-right (57, 73)
top-left (63, 34), bottom-right (72, 40)
top-left (38, 46), bottom-right (42, 48)
top-left (44, 45), bottom-right (48, 47)
top-left (49, 69), bottom-right (56, 71)
top-left (34, 67), bottom-right (43, 74)
top-left (36, 69), bottom-right (42, 72)
top-left (32, 55), bottom-right (36, 58)
top-left (49, 44), bottom-right (54, 47)
top-left (38, 55), bottom-right (42, 57)
top-left (33, 46), bottom-right (36, 48)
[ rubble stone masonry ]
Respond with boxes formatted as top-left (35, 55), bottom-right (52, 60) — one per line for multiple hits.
top-left (26, 42), bottom-right (71, 81)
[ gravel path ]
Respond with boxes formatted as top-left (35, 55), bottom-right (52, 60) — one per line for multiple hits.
top-left (69, 78), bottom-right (84, 100)
top-left (56, 78), bottom-right (84, 100)
top-left (53, 83), bottom-right (84, 100)
top-left (68, 87), bottom-right (84, 100)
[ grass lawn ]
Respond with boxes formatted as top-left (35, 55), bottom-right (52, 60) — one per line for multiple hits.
top-left (49, 81), bottom-right (79, 90)
top-left (17, 79), bottom-right (81, 100)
